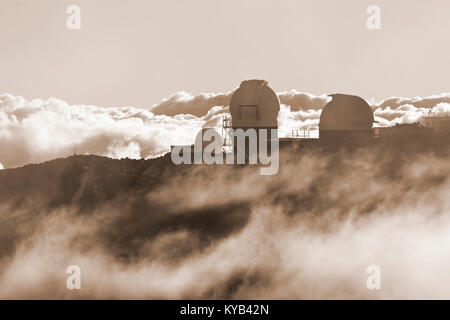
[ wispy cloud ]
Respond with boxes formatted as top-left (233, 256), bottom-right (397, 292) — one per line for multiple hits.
top-left (0, 146), bottom-right (449, 298)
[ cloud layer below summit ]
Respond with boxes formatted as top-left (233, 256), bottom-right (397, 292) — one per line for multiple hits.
top-left (0, 91), bottom-right (449, 168)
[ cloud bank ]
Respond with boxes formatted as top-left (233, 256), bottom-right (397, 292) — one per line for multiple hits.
top-left (0, 144), bottom-right (449, 299)
top-left (1, 91), bottom-right (449, 168)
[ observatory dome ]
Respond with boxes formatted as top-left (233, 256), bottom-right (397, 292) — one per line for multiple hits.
top-left (229, 80), bottom-right (280, 128)
top-left (319, 94), bottom-right (374, 131)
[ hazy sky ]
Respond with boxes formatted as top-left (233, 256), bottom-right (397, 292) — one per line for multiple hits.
top-left (1, 0), bottom-right (449, 107)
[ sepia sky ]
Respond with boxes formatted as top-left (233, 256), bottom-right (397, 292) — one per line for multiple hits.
top-left (1, 0), bottom-right (449, 107)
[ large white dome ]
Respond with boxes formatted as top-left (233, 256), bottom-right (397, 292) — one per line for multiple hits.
top-left (229, 80), bottom-right (280, 129)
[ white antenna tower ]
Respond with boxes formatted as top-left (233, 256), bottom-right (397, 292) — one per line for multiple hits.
top-left (222, 114), bottom-right (233, 153)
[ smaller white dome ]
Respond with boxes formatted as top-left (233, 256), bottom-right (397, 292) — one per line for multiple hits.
top-left (319, 94), bottom-right (374, 131)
